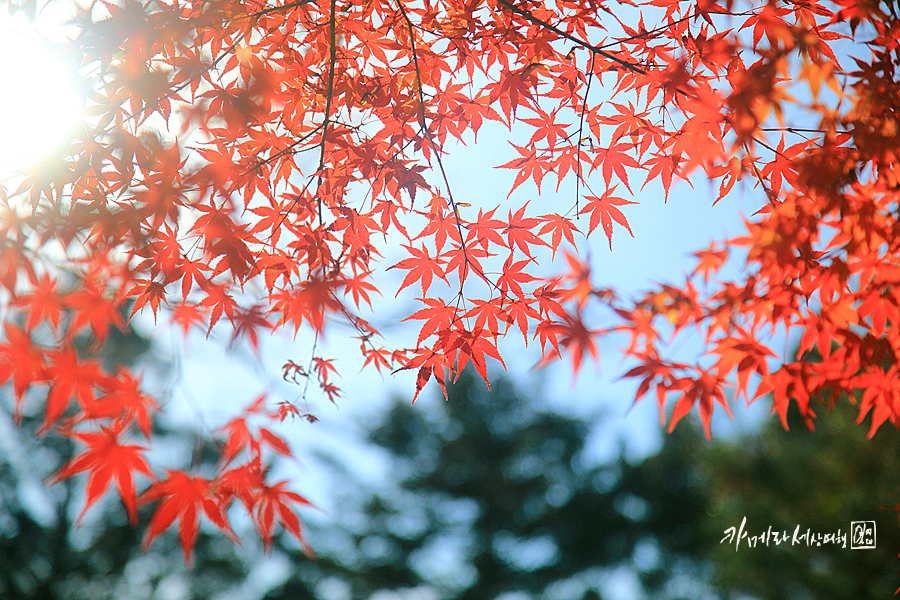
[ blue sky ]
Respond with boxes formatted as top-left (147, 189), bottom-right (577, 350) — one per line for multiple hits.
top-left (133, 112), bottom-right (769, 514)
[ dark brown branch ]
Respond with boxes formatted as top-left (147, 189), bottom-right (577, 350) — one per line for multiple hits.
top-left (395, 0), bottom-right (470, 285)
top-left (252, 0), bottom-right (317, 18)
top-left (743, 143), bottom-right (779, 207)
top-left (575, 52), bottom-right (596, 216)
top-left (315, 0), bottom-right (339, 226)
top-left (493, 0), bottom-right (646, 74)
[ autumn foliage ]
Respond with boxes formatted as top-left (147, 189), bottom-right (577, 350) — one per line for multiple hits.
top-left (1, 0), bottom-right (899, 562)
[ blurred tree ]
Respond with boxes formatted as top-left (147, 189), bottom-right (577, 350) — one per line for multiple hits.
top-left (266, 371), bottom-right (900, 600)
top-left (698, 401), bottom-right (900, 600)
top-left (0, 307), bottom-right (251, 599)
top-left (8, 355), bottom-right (897, 600)
top-left (265, 371), bottom-right (714, 600)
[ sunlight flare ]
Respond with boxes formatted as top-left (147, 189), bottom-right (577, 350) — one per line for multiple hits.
top-left (0, 17), bottom-right (82, 172)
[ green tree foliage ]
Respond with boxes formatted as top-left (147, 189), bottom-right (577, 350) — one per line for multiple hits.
top-left (699, 403), bottom-right (900, 600)
top-left (266, 372), bottom-right (713, 599)
top-left (1, 363), bottom-right (716, 599)
top-left (6, 357), bottom-right (900, 599)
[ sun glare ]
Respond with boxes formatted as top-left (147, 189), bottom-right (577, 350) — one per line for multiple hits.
top-left (0, 16), bottom-right (82, 173)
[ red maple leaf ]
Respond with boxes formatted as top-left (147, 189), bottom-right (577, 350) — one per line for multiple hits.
top-left (139, 471), bottom-right (238, 566)
top-left (42, 348), bottom-right (104, 435)
top-left (591, 141), bottom-right (641, 191)
top-left (504, 202), bottom-right (548, 257)
top-left (389, 244), bottom-right (448, 296)
top-left (48, 424), bottom-right (154, 525)
top-left (253, 480), bottom-right (315, 554)
top-left (0, 324), bottom-right (47, 417)
top-left (579, 186), bottom-right (638, 250)
top-left (127, 279), bottom-right (169, 322)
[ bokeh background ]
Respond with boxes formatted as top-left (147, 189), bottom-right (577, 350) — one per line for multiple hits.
top-left (3, 318), bottom-right (900, 599)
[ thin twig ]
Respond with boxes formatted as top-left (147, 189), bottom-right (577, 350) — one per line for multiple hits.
top-left (743, 142), bottom-right (778, 207)
top-left (252, 0), bottom-right (317, 18)
top-left (575, 52), bottom-right (596, 217)
top-left (493, 0), bottom-right (646, 74)
top-left (395, 0), bottom-right (471, 290)
top-left (314, 0), bottom-right (339, 226)
top-left (245, 124), bottom-right (324, 175)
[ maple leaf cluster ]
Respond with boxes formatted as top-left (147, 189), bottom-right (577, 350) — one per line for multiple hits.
top-left (0, 0), bottom-right (898, 562)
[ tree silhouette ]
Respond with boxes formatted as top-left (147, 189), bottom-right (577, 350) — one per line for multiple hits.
top-left (7, 359), bottom-right (899, 598)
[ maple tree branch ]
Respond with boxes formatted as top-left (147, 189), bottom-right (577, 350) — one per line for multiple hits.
top-left (395, 0), bottom-right (471, 290)
top-left (315, 0), bottom-right (339, 226)
top-left (395, 0), bottom-right (510, 332)
top-left (596, 15), bottom-right (692, 50)
top-left (751, 135), bottom-right (788, 160)
top-left (252, 0), bottom-right (317, 18)
top-left (743, 143), bottom-right (779, 207)
top-left (493, 0), bottom-right (646, 74)
top-left (575, 52), bottom-right (596, 217)
top-left (759, 127), bottom-right (848, 135)
top-left (594, 8), bottom-right (759, 51)
top-left (242, 127), bottom-right (328, 260)
top-left (246, 124), bottom-right (325, 175)
top-left (297, 332), bottom-right (321, 402)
